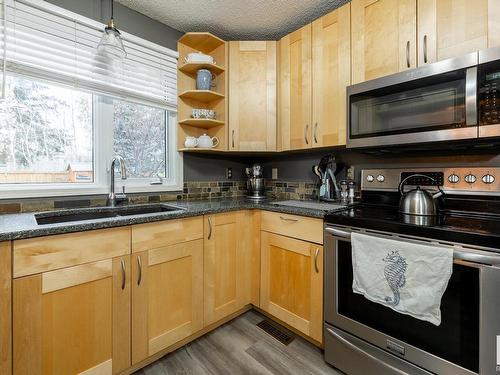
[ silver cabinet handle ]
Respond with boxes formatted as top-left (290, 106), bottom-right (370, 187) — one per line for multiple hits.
top-left (406, 41), bottom-right (411, 68)
top-left (304, 124), bottom-right (309, 145)
top-left (423, 34), bottom-right (428, 64)
top-left (279, 216), bottom-right (298, 222)
top-left (232, 130), bottom-right (235, 148)
top-left (120, 259), bottom-right (126, 290)
top-left (137, 255), bottom-right (142, 286)
top-left (314, 248), bottom-right (320, 273)
top-left (207, 217), bottom-right (213, 240)
top-left (325, 328), bottom-right (408, 375)
top-left (313, 123), bottom-right (318, 144)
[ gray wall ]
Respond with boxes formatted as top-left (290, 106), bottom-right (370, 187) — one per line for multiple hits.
top-left (46, 0), bottom-right (183, 50)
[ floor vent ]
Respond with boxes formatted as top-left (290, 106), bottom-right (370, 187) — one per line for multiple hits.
top-left (256, 319), bottom-right (295, 345)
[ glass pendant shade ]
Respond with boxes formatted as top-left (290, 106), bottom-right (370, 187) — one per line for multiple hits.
top-left (97, 20), bottom-right (126, 60)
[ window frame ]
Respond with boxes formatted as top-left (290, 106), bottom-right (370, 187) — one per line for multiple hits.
top-left (0, 77), bottom-right (183, 199)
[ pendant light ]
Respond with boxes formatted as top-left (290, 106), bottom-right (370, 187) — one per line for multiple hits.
top-left (97, 0), bottom-right (126, 59)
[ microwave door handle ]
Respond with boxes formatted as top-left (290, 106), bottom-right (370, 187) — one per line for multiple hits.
top-left (465, 66), bottom-right (478, 126)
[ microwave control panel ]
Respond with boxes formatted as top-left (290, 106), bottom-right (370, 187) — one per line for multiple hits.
top-left (362, 168), bottom-right (500, 195)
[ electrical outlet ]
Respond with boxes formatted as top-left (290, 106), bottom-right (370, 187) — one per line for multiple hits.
top-left (272, 168), bottom-right (278, 180)
top-left (347, 166), bottom-right (355, 180)
top-left (226, 167), bottom-right (233, 179)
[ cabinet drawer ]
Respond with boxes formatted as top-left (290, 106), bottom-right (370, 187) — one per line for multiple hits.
top-left (13, 227), bottom-right (130, 278)
top-left (132, 216), bottom-right (203, 252)
top-left (260, 211), bottom-right (323, 244)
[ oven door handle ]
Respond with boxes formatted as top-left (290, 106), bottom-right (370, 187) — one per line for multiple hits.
top-left (325, 328), bottom-right (408, 375)
top-left (325, 226), bottom-right (500, 266)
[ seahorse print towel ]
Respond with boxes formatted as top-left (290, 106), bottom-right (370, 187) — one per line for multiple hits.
top-left (351, 232), bottom-right (453, 326)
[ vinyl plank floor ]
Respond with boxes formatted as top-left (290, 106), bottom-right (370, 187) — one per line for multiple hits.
top-left (134, 310), bottom-right (343, 375)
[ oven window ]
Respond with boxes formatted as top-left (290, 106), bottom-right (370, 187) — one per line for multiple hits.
top-left (337, 241), bottom-right (479, 373)
top-left (350, 70), bottom-right (468, 139)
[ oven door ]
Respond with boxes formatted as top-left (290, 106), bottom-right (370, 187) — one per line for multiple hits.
top-left (324, 225), bottom-right (500, 375)
top-left (347, 53), bottom-right (478, 148)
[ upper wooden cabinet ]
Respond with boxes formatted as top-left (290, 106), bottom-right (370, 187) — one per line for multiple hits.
top-left (229, 41), bottom-right (277, 151)
top-left (351, 0), bottom-right (417, 84)
top-left (203, 211), bottom-right (255, 325)
top-left (312, 5), bottom-right (351, 147)
top-left (13, 255), bottom-right (131, 375)
top-left (279, 24), bottom-right (313, 150)
top-left (418, 0), bottom-right (500, 65)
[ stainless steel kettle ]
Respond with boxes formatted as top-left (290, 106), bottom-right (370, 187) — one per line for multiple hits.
top-left (398, 174), bottom-right (444, 216)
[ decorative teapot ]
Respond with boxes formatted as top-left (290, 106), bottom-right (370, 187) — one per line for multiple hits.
top-left (197, 134), bottom-right (219, 149)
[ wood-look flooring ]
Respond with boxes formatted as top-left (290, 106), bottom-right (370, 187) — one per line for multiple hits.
top-left (134, 310), bottom-right (343, 375)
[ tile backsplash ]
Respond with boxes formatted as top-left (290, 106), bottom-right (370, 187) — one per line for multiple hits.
top-left (0, 180), bottom-right (318, 213)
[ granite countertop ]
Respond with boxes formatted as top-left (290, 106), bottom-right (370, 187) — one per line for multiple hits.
top-left (0, 198), bottom-right (347, 241)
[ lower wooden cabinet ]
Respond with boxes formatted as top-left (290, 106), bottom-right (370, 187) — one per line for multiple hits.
top-left (260, 231), bottom-right (323, 343)
top-left (131, 239), bottom-right (204, 364)
top-left (13, 255), bottom-right (131, 375)
top-left (203, 211), bottom-right (255, 325)
top-left (0, 242), bottom-right (11, 375)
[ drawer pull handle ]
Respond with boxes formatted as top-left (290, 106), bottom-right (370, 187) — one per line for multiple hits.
top-left (279, 216), bottom-right (298, 222)
top-left (314, 248), bottom-right (320, 273)
top-left (208, 217), bottom-right (213, 240)
top-left (137, 255), bottom-right (142, 286)
top-left (120, 259), bottom-right (126, 290)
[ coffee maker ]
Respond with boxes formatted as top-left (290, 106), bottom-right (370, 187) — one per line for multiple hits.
top-left (245, 164), bottom-right (266, 200)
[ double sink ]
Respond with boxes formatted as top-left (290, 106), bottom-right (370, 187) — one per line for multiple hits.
top-left (35, 204), bottom-right (185, 225)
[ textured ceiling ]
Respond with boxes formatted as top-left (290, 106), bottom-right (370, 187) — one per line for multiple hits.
top-left (117, 0), bottom-right (351, 40)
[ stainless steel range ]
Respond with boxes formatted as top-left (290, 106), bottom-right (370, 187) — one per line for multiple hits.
top-left (323, 167), bottom-right (500, 375)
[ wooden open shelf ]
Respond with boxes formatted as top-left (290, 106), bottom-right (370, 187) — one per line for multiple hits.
top-left (179, 62), bottom-right (225, 75)
top-left (178, 32), bottom-right (225, 54)
top-left (179, 118), bottom-right (224, 128)
top-left (179, 90), bottom-right (224, 102)
top-left (178, 32), bottom-right (228, 151)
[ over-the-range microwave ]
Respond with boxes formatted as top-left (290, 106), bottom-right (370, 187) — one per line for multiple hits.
top-left (347, 47), bottom-right (500, 148)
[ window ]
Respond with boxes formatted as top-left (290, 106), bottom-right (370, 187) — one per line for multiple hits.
top-left (0, 0), bottom-right (181, 198)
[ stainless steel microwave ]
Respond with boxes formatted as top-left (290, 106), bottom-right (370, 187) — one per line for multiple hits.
top-left (347, 48), bottom-right (500, 148)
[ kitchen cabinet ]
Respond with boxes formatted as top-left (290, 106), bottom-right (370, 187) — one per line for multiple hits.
top-left (279, 24), bottom-right (313, 150)
top-left (13, 255), bottom-right (131, 375)
top-left (229, 41), bottom-right (277, 151)
top-left (131, 217), bottom-right (204, 364)
top-left (1, 242), bottom-right (11, 375)
top-left (417, 0), bottom-right (500, 65)
top-left (204, 211), bottom-right (255, 324)
top-left (312, 4), bottom-right (351, 147)
top-left (260, 231), bottom-right (323, 343)
top-left (351, 0), bottom-right (417, 84)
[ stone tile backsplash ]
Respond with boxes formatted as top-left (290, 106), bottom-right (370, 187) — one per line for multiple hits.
top-left (0, 180), bottom-right (318, 213)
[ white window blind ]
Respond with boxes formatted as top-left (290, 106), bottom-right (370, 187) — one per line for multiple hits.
top-left (0, 0), bottom-right (178, 109)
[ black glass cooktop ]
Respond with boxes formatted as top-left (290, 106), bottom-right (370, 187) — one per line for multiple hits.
top-left (325, 200), bottom-right (500, 250)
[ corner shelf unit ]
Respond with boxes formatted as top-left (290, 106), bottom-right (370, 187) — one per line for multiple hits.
top-left (177, 32), bottom-right (228, 151)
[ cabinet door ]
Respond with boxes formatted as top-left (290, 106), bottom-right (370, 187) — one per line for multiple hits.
top-left (312, 4), bottom-right (351, 147)
top-left (279, 24), bottom-right (312, 150)
top-left (229, 41), bottom-right (277, 151)
top-left (0, 242), bottom-right (11, 375)
top-left (418, 0), bottom-right (500, 65)
top-left (13, 256), bottom-right (131, 375)
top-left (260, 232), bottom-right (323, 343)
top-left (131, 240), bottom-right (204, 364)
top-left (351, 0), bottom-right (417, 84)
top-left (204, 211), bottom-right (253, 325)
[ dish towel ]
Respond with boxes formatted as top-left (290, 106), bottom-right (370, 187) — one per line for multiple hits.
top-left (351, 232), bottom-right (453, 326)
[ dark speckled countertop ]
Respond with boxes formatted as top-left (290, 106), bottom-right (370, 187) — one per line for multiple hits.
top-left (0, 198), bottom-right (347, 241)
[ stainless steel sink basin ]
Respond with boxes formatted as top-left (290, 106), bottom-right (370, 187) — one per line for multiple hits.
top-left (35, 204), bottom-right (185, 225)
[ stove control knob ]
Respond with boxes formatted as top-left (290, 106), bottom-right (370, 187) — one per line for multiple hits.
top-left (448, 174), bottom-right (460, 184)
top-left (366, 175), bottom-right (374, 182)
top-left (482, 174), bottom-right (495, 184)
top-left (376, 175), bottom-right (385, 183)
top-left (464, 174), bottom-right (477, 184)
